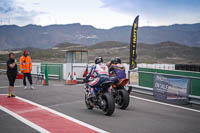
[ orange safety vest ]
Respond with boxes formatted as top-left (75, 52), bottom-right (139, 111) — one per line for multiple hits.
top-left (20, 56), bottom-right (32, 73)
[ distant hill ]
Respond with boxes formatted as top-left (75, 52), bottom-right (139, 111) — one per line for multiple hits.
top-left (86, 41), bottom-right (200, 64)
top-left (1, 41), bottom-right (199, 64)
top-left (0, 23), bottom-right (200, 50)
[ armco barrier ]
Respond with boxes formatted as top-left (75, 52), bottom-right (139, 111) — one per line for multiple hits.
top-left (127, 84), bottom-right (200, 105)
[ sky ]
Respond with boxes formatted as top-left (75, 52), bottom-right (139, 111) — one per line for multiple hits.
top-left (0, 0), bottom-right (200, 29)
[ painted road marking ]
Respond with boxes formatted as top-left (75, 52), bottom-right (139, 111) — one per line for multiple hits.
top-left (0, 106), bottom-right (50, 133)
top-left (130, 95), bottom-right (200, 113)
top-left (0, 86), bottom-right (23, 89)
top-left (0, 95), bottom-right (109, 133)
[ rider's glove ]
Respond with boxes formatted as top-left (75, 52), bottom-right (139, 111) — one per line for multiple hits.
top-left (83, 78), bottom-right (88, 83)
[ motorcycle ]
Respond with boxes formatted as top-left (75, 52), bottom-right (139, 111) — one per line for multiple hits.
top-left (111, 78), bottom-right (130, 109)
top-left (83, 79), bottom-right (115, 116)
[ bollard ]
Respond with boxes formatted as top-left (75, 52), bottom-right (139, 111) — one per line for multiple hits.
top-left (44, 64), bottom-right (49, 85)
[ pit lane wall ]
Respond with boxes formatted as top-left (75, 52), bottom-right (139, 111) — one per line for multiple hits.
top-left (28, 63), bottom-right (174, 80)
top-left (29, 63), bottom-right (130, 81)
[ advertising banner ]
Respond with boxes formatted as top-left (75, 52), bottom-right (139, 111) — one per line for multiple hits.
top-left (129, 15), bottom-right (139, 70)
top-left (154, 74), bottom-right (189, 104)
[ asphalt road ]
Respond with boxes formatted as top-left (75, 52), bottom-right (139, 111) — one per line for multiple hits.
top-left (0, 75), bottom-right (200, 133)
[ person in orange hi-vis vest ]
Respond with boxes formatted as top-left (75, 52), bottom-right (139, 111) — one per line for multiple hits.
top-left (20, 50), bottom-right (34, 89)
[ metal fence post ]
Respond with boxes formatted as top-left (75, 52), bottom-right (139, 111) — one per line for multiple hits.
top-left (45, 64), bottom-right (49, 85)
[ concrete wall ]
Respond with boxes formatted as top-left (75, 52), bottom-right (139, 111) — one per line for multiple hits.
top-left (63, 63), bottom-right (93, 80)
top-left (137, 63), bottom-right (175, 70)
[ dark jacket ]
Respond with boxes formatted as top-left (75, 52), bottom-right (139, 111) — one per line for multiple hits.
top-left (7, 58), bottom-right (18, 75)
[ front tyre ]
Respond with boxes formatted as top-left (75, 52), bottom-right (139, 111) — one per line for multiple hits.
top-left (101, 92), bottom-right (115, 116)
top-left (116, 89), bottom-right (130, 109)
top-left (85, 94), bottom-right (93, 110)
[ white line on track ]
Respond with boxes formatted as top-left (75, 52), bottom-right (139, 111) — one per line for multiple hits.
top-left (0, 86), bottom-right (23, 89)
top-left (0, 106), bottom-right (51, 133)
top-left (0, 94), bottom-right (109, 133)
top-left (49, 100), bottom-right (83, 107)
top-left (130, 95), bottom-right (200, 113)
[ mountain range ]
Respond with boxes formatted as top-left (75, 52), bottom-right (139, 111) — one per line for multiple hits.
top-left (0, 23), bottom-right (200, 50)
top-left (1, 41), bottom-right (199, 64)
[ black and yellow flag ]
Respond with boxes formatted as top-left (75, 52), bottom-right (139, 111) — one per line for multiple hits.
top-left (129, 15), bottom-right (139, 70)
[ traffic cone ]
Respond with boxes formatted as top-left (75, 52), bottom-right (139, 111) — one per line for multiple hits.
top-left (67, 72), bottom-right (72, 85)
top-left (72, 72), bottom-right (77, 85)
top-left (43, 75), bottom-right (47, 85)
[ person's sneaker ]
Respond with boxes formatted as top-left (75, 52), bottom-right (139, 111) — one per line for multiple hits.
top-left (11, 94), bottom-right (16, 97)
top-left (30, 85), bottom-right (35, 89)
top-left (24, 86), bottom-right (27, 89)
top-left (8, 94), bottom-right (11, 98)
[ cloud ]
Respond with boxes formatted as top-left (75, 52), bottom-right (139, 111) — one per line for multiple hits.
top-left (32, 2), bottom-right (40, 5)
top-left (100, 0), bottom-right (136, 14)
top-left (0, 0), bottom-right (43, 25)
top-left (0, 0), bottom-right (14, 13)
top-left (100, 0), bottom-right (200, 14)
top-left (99, 0), bottom-right (200, 25)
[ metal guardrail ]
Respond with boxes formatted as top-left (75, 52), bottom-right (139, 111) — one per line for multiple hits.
top-left (128, 84), bottom-right (200, 105)
top-left (128, 84), bottom-right (154, 96)
top-left (0, 68), bottom-right (59, 80)
top-left (0, 69), bottom-right (6, 74)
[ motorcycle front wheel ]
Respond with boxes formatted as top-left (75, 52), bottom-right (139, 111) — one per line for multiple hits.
top-left (101, 92), bottom-right (115, 116)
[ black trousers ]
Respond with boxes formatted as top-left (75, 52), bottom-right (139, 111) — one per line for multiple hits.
top-left (7, 72), bottom-right (17, 86)
top-left (23, 73), bottom-right (32, 86)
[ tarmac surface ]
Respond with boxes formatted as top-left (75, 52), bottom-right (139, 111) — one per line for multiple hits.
top-left (0, 75), bottom-right (200, 133)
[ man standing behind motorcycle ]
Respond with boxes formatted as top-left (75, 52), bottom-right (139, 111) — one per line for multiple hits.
top-left (85, 57), bottom-right (110, 98)
top-left (107, 57), bottom-right (126, 83)
top-left (20, 50), bottom-right (34, 89)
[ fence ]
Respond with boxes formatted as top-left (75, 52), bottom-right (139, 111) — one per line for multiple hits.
top-left (128, 67), bottom-right (200, 105)
top-left (41, 64), bottom-right (63, 80)
top-left (17, 63), bottom-right (63, 80)
top-left (138, 68), bottom-right (200, 96)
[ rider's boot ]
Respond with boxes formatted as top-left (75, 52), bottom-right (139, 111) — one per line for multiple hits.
top-left (88, 88), bottom-right (95, 100)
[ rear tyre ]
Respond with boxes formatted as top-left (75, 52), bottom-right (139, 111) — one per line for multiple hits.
top-left (85, 94), bottom-right (93, 110)
top-left (101, 92), bottom-right (115, 116)
top-left (116, 89), bottom-right (130, 109)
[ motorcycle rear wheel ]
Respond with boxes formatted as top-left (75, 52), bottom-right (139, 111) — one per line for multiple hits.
top-left (101, 92), bottom-right (115, 116)
top-left (116, 89), bottom-right (130, 109)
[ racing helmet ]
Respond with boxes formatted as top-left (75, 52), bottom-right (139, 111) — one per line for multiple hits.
top-left (95, 56), bottom-right (104, 64)
top-left (115, 57), bottom-right (121, 64)
top-left (111, 57), bottom-right (121, 64)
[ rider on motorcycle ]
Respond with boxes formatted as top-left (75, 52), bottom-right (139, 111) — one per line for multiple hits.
top-left (107, 57), bottom-right (126, 84)
top-left (85, 57), bottom-right (110, 97)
